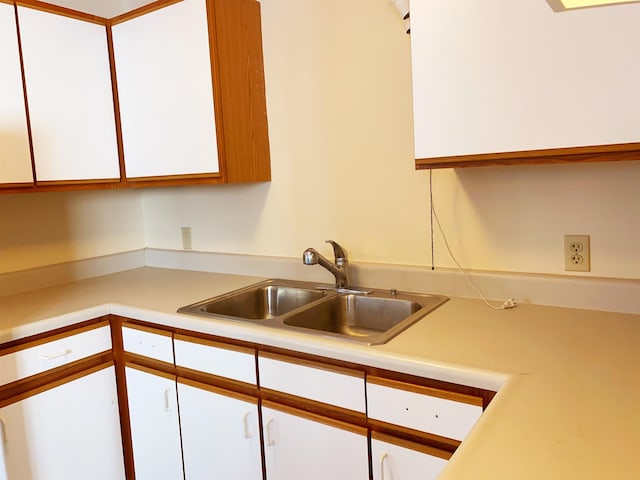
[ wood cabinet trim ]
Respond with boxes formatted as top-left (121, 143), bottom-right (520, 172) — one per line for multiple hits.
top-left (123, 351), bottom-right (176, 378)
top-left (0, 355), bottom-right (113, 407)
top-left (34, 178), bottom-right (121, 186)
top-left (124, 358), bottom-right (176, 380)
top-left (177, 376), bottom-right (258, 404)
top-left (259, 350), bottom-right (365, 380)
top-left (175, 365), bottom-right (258, 397)
top-left (415, 142), bottom-right (640, 170)
top-left (260, 387), bottom-right (367, 427)
top-left (121, 321), bottom-right (173, 338)
top-left (12, 0), bottom-right (37, 185)
top-left (108, 315), bottom-right (135, 480)
top-left (209, 0), bottom-right (271, 183)
top-left (261, 399), bottom-right (368, 437)
top-left (15, 0), bottom-right (108, 24)
top-left (372, 431), bottom-right (452, 461)
top-left (0, 318), bottom-right (109, 356)
top-left (124, 172), bottom-right (223, 183)
top-left (369, 418), bottom-right (461, 452)
top-left (174, 332), bottom-right (255, 355)
top-left (367, 375), bottom-right (483, 407)
top-left (173, 328), bottom-right (255, 350)
top-left (0, 182), bottom-right (33, 189)
top-left (108, 0), bottom-right (182, 25)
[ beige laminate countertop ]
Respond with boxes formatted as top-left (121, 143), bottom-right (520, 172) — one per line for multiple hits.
top-left (1, 267), bottom-right (639, 479)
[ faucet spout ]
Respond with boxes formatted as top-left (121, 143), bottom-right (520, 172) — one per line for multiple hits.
top-left (302, 240), bottom-right (351, 288)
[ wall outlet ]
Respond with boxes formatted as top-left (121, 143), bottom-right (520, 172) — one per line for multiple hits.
top-left (564, 234), bottom-right (590, 272)
top-left (181, 227), bottom-right (192, 251)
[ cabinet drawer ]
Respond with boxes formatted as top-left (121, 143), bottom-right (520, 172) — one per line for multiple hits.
top-left (366, 376), bottom-right (483, 442)
top-left (258, 352), bottom-right (365, 413)
top-left (371, 432), bottom-right (450, 480)
top-left (122, 325), bottom-right (173, 363)
top-left (174, 335), bottom-right (256, 385)
top-left (0, 325), bottom-right (112, 386)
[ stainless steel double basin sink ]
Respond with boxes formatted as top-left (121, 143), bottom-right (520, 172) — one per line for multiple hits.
top-left (178, 279), bottom-right (448, 345)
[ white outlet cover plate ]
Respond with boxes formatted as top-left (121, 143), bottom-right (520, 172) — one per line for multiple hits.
top-left (564, 234), bottom-right (590, 272)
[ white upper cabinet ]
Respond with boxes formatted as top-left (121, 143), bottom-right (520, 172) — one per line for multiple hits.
top-left (0, 3), bottom-right (32, 185)
top-left (410, 0), bottom-right (640, 161)
top-left (112, 0), bottom-right (219, 179)
top-left (17, 6), bottom-right (119, 182)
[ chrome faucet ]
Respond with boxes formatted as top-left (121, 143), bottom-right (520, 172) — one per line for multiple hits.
top-left (302, 240), bottom-right (351, 289)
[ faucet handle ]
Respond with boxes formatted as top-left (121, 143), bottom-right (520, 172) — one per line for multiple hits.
top-left (325, 240), bottom-right (348, 265)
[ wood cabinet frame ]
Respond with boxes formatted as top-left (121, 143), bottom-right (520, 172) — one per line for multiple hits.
top-left (118, 316), bottom-right (496, 465)
top-left (415, 142), bottom-right (640, 170)
top-left (1, 0), bottom-right (270, 194)
top-left (0, 314), bottom-right (496, 479)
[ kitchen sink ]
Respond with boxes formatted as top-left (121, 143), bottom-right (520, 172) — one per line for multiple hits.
top-left (283, 294), bottom-right (423, 340)
top-left (178, 279), bottom-right (328, 320)
top-left (178, 279), bottom-right (448, 345)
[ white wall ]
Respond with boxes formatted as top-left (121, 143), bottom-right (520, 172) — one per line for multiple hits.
top-left (1, 0), bottom-right (638, 281)
top-left (141, 0), bottom-right (640, 280)
top-left (0, 189), bottom-right (145, 273)
top-left (141, 0), bottom-right (431, 267)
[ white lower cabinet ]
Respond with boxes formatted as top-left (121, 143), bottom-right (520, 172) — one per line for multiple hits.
top-left (125, 366), bottom-right (183, 480)
top-left (371, 433), bottom-right (449, 480)
top-left (262, 402), bottom-right (369, 480)
top-left (177, 380), bottom-right (262, 479)
top-left (0, 366), bottom-right (125, 480)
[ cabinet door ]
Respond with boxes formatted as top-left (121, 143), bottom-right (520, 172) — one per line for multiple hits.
top-left (17, 6), bottom-right (119, 182)
top-left (371, 434), bottom-right (449, 480)
top-left (410, 0), bottom-right (640, 162)
top-left (0, 366), bottom-right (125, 480)
top-left (178, 380), bottom-right (262, 479)
top-left (112, 0), bottom-right (219, 179)
top-left (0, 3), bottom-right (32, 186)
top-left (125, 366), bottom-right (183, 480)
top-left (262, 403), bottom-right (369, 480)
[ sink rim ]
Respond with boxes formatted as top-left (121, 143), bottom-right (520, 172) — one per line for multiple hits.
top-left (177, 278), bottom-right (449, 345)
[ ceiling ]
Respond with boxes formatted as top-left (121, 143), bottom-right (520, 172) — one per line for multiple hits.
top-left (39, 0), bottom-right (160, 19)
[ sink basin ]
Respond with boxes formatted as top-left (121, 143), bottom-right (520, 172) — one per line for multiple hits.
top-left (283, 294), bottom-right (420, 336)
top-left (283, 292), bottom-right (447, 344)
top-left (178, 279), bottom-right (327, 320)
top-left (178, 279), bottom-right (448, 345)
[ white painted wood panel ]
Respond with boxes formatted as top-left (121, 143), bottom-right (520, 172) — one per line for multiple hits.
top-left (178, 381), bottom-right (262, 480)
top-left (17, 6), bottom-right (119, 181)
top-left (367, 381), bottom-right (482, 441)
top-left (174, 338), bottom-right (256, 384)
top-left (125, 367), bottom-right (183, 480)
top-left (0, 325), bottom-right (112, 386)
top-left (122, 326), bottom-right (174, 363)
top-left (0, 367), bottom-right (125, 480)
top-left (258, 354), bottom-right (366, 413)
top-left (0, 3), bottom-right (32, 185)
top-left (112, 0), bottom-right (219, 179)
top-left (262, 405), bottom-right (369, 480)
top-left (371, 437), bottom-right (448, 480)
top-left (411, 0), bottom-right (640, 158)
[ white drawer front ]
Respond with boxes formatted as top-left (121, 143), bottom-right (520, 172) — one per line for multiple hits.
top-left (122, 326), bottom-right (173, 363)
top-left (174, 338), bottom-right (256, 385)
top-left (258, 354), bottom-right (365, 413)
top-left (0, 325), bottom-right (112, 386)
top-left (366, 382), bottom-right (483, 442)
